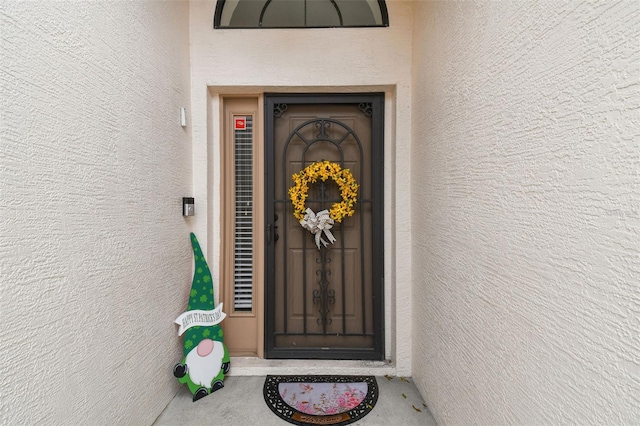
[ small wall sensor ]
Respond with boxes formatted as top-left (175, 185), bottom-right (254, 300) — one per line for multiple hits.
top-left (180, 107), bottom-right (187, 128)
top-left (183, 197), bottom-right (194, 216)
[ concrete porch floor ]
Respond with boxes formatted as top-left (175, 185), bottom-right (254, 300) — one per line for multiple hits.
top-left (154, 376), bottom-right (437, 425)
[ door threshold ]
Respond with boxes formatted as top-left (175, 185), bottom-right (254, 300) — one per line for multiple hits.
top-left (228, 357), bottom-right (396, 377)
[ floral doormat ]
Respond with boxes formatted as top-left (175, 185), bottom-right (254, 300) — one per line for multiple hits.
top-left (263, 375), bottom-right (378, 426)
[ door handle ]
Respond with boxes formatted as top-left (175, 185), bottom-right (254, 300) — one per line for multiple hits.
top-left (273, 213), bottom-right (279, 242)
top-left (267, 213), bottom-right (280, 244)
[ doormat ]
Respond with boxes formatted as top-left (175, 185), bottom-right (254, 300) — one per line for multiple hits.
top-left (263, 375), bottom-right (378, 426)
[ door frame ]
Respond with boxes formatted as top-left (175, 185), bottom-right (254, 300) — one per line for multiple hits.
top-left (264, 93), bottom-right (385, 360)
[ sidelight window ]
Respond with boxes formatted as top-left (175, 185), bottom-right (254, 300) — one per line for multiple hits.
top-left (233, 115), bottom-right (254, 311)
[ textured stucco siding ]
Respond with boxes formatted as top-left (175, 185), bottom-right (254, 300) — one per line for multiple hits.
top-left (411, 1), bottom-right (640, 424)
top-left (1, 1), bottom-right (191, 424)
top-left (189, 0), bottom-right (414, 374)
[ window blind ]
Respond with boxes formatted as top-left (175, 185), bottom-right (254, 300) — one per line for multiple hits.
top-left (233, 116), bottom-right (253, 311)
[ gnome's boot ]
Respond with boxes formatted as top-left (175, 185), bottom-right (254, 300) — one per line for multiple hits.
top-left (210, 380), bottom-right (224, 393)
top-left (193, 387), bottom-right (208, 402)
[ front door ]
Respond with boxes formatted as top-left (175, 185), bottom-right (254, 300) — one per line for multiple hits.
top-left (265, 94), bottom-right (384, 360)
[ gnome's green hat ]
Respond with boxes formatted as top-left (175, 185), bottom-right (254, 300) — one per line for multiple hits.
top-left (183, 233), bottom-right (223, 356)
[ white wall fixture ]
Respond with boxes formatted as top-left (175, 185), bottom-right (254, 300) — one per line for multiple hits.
top-left (180, 107), bottom-right (187, 127)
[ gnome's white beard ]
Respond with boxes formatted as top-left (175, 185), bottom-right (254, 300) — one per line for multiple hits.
top-left (185, 340), bottom-right (224, 387)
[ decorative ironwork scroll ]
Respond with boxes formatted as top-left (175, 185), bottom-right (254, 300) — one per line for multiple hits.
top-left (274, 103), bottom-right (288, 118)
top-left (358, 102), bottom-right (373, 117)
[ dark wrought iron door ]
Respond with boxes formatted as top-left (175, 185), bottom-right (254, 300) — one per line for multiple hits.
top-left (265, 94), bottom-right (384, 360)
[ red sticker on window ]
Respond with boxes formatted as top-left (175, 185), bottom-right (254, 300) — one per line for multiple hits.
top-left (234, 117), bottom-right (246, 130)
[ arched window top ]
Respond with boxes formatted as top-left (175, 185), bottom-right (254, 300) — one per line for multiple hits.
top-left (214, 0), bottom-right (389, 29)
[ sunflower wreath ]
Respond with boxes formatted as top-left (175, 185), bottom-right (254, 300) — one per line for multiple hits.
top-left (289, 160), bottom-right (359, 223)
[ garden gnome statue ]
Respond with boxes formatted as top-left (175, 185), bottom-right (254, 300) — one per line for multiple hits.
top-left (173, 233), bottom-right (230, 402)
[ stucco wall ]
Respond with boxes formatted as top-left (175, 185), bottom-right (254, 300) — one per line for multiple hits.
top-left (189, 0), bottom-right (414, 374)
top-left (411, 1), bottom-right (639, 424)
top-left (1, 1), bottom-right (191, 424)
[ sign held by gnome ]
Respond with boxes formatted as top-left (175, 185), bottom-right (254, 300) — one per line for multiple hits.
top-left (173, 233), bottom-right (230, 402)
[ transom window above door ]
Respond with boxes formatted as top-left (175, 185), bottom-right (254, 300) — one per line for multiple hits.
top-left (214, 0), bottom-right (389, 28)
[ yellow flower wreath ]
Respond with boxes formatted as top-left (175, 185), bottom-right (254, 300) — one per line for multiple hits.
top-left (288, 161), bottom-right (359, 222)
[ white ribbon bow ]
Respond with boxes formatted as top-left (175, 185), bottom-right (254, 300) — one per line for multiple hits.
top-left (300, 208), bottom-right (336, 249)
